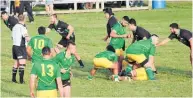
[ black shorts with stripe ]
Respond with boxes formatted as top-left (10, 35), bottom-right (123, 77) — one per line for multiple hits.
top-left (12, 45), bottom-right (27, 60)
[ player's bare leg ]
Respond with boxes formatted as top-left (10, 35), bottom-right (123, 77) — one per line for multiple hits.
top-left (88, 68), bottom-right (98, 80)
top-left (63, 85), bottom-right (71, 98)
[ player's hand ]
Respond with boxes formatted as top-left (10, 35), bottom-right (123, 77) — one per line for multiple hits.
top-left (103, 37), bottom-right (108, 41)
top-left (27, 56), bottom-right (32, 61)
top-left (61, 68), bottom-right (66, 74)
top-left (30, 92), bottom-right (35, 98)
top-left (123, 34), bottom-right (128, 38)
top-left (127, 34), bottom-right (132, 38)
top-left (66, 35), bottom-right (70, 40)
top-left (70, 71), bottom-right (73, 78)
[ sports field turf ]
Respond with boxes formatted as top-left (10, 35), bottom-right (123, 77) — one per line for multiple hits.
top-left (1, 2), bottom-right (192, 97)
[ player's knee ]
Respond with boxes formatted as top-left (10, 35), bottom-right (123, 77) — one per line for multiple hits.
top-left (19, 64), bottom-right (26, 69)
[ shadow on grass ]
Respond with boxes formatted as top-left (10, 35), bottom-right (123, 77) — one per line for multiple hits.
top-left (157, 66), bottom-right (192, 78)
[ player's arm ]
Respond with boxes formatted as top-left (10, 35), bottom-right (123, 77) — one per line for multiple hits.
top-left (66, 25), bottom-right (74, 39)
top-left (110, 30), bottom-right (127, 38)
top-left (156, 38), bottom-right (171, 47)
top-left (46, 24), bottom-right (54, 34)
top-left (27, 46), bottom-right (32, 60)
top-left (189, 38), bottom-right (192, 63)
top-left (30, 74), bottom-right (36, 98)
top-left (103, 35), bottom-right (109, 41)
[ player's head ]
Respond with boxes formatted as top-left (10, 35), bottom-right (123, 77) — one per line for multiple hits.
top-left (121, 16), bottom-right (130, 27)
top-left (50, 14), bottom-right (57, 24)
top-left (42, 46), bottom-right (51, 57)
top-left (1, 11), bottom-right (8, 20)
top-left (103, 8), bottom-right (114, 19)
top-left (128, 18), bottom-right (137, 31)
top-left (106, 45), bottom-right (115, 53)
top-left (18, 14), bottom-right (25, 23)
top-left (66, 40), bottom-right (76, 54)
top-left (151, 34), bottom-right (159, 45)
top-left (169, 23), bottom-right (179, 33)
top-left (38, 26), bottom-right (46, 35)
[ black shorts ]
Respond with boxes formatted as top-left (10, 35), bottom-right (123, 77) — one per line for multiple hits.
top-left (62, 79), bottom-right (71, 87)
top-left (12, 45), bottom-right (27, 60)
top-left (58, 36), bottom-right (75, 47)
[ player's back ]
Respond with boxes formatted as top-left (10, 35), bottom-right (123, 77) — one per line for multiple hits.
top-left (32, 59), bottom-right (60, 90)
top-left (28, 35), bottom-right (53, 61)
top-left (126, 39), bottom-right (154, 55)
top-left (95, 51), bottom-right (117, 62)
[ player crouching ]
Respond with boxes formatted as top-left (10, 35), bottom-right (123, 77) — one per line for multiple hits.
top-left (119, 34), bottom-right (159, 81)
top-left (88, 45), bottom-right (119, 82)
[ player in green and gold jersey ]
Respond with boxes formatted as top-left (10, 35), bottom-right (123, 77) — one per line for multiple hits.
top-left (27, 26), bottom-right (54, 63)
top-left (88, 45), bottom-right (119, 82)
top-left (54, 40), bottom-right (75, 97)
top-left (109, 16), bottom-right (130, 72)
top-left (120, 34), bottom-right (159, 80)
top-left (30, 47), bottom-right (63, 97)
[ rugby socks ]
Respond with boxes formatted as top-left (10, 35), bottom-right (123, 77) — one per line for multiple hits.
top-left (78, 60), bottom-right (84, 68)
top-left (19, 64), bottom-right (25, 84)
top-left (88, 74), bottom-right (93, 80)
top-left (145, 67), bottom-right (155, 80)
top-left (125, 65), bottom-right (132, 74)
top-left (113, 75), bottom-right (119, 82)
top-left (12, 67), bottom-right (18, 83)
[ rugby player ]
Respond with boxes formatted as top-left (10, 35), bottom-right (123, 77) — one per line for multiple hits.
top-left (103, 8), bottom-right (118, 42)
top-left (27, 26), bottom-right (54, 63)
top-left (54, 40), bottom-right (75, 97)
top-left (46, 14), bottom-right (85, 68)
top-left (121, 34), bottom-right (159, 80)
top-left (1, 11), bottom-right (18, 31)
top-left (128, 18), bottom-right (151, 43)
top-left (88, 45), bottom-right (119, 82)
top-left (109, 16), bottom-right (130, 72)
top-left (30, 47), bottom-right (63, 97)
top-left (157, 23), bottom-right (192, 64)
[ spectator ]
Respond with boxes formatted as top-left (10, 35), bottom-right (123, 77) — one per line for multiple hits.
top-left (15, 0), bottom-right (20, 16)
top-left (130, 0), bottom-right (143, 7)
top-left (44, 0), bottom-right (54, 16)
top-left (85, 2), bottom-right (93, 9)
top-left (19, 1), bottom-right (34, 23)
top-left (10, 0), bottom-right (16, 16)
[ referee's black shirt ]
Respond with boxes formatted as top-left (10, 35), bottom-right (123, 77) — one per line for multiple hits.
top-left (132, 26), bottom-right (151, 43)
top-left (168, 29), bottom-right (192, 47)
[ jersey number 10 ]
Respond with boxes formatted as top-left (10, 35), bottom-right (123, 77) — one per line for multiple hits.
top-left (34, 39), bottom-right (45, 49)
top-left (41, 64), bottom-right (54, 77)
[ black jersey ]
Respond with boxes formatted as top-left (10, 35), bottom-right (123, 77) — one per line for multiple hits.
top-left (106, 16), bottom-right (117, 37)
top-left (48, 20), bottom-right (74, 37)
top-left (4, 16), bottom-right (18, 31)
top-left (132, 26), bottom-right (151, 43)
top-left (168, 29), bottom-right (192, 47)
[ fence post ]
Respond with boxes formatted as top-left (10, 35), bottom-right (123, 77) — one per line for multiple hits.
top-left (74, 1), bottom-right (77, 11)
top-left (126, 0), bottom-right (130, 8)
top-left (96, 0), bottom-right (100, 10)
top-left (101, 0), bottom-right (105, 9)
top-left (148, 0), bottom-right (152, 10)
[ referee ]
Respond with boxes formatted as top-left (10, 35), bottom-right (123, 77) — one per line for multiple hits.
top-left (128, 18), bottom-right (151, 43)
top-left (11, 14), bottom-right (30, 84)
top-left (1, 11), bottom-right (18, 31)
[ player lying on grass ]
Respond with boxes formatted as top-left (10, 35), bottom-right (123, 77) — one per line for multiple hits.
top-left (157, 23), bottom-right (192, 64)
top-left (46, 14), bottom-right (85, 68)
top-left (30, 47), bottom-right (63, 97)
top-left (54, 40), bottom-right (75, 97)
top-left (109, 16), bottom-right (130, 72)
top-left (119, 34), bottom-right (159, 80)
top-left (88, 45), bottom-right (119, 82)
top-left (27, 26), bottom-right (54, 63)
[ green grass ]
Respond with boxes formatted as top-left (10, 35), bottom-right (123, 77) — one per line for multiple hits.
top-left (1, 2), bottom-right (192, 97)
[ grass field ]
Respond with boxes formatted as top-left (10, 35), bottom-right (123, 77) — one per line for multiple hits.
top-left (1, 2), bottom-right (192, 97)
